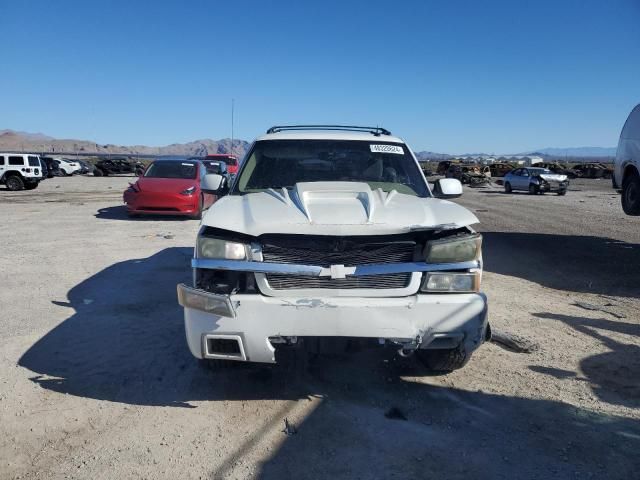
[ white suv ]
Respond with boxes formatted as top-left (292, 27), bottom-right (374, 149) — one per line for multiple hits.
top-left (614, 104), bottom-right (640, 215)
top-left (178, 126), bottom-right (489, 372)
top-left (0, 153), bottom-right (45, 191)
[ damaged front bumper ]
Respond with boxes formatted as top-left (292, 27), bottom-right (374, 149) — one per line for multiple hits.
top-left (178, 282), bottom-right (488, 364)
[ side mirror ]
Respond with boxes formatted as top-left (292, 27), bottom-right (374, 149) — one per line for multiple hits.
top-left (201, 173), bottom-right (226, 194)
top-left (433, 178), bottom-right (463, 199)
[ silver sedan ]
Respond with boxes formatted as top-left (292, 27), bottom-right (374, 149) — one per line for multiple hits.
top-left (503, 167), bottom-right (569, 195)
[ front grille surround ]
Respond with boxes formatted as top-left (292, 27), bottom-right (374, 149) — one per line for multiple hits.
top-left (259, 235), bottom-right (419, 292)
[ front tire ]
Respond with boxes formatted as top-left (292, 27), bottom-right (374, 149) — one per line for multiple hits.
top-left (5, 175), bottom-right (24, 191)
top-left (504, 182), bottom-right (512, 193)
top-left (529, 184), bottom-right (539, 195)
top-left (416, 348), bottom-right (470, 372)
top-left (557, 190), bottom-right (567, 196)
top-left (622, 171), bottom-right (640, 215)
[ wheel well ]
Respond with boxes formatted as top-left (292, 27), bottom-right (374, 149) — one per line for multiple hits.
top-left (3, 171), bottom-right (24, 180)
top-left (624, 164), bottom-right (639, 182)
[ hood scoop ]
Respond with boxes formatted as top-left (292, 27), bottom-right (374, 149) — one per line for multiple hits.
top-left (292, 182), bottom-right (375, 224)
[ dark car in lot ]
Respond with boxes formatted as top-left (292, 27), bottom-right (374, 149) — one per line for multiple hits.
top-left (76, 160), bottom-right (93, 174)
top-left (94, 158), bottom-right (145, 176)
top-left (489, 162), bottom-right (515, 177)
top-left (571, 162), bottom-right (613, 179)
top-left (40, 157), bottom-right (62, 178)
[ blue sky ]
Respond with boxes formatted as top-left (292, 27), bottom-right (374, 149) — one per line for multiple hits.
top-left (1, 0), bottom-right (639, 153)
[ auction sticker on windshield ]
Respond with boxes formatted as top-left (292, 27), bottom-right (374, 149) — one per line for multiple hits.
top-left (370, 144), bottom-right (404, 154)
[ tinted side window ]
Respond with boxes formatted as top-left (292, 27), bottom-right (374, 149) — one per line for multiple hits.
top-left (28, 156), bottom-right (40, 166)
top-left (0, 156), bottom-right (4, 165)
top-left (9, 156), bottom-right (25, 166)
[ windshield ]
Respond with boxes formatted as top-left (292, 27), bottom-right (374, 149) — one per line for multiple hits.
top-left (144, 161), bottom-right (198, 179)
top-left (233, 140), bottom-right (428, 196)
top-left (529, 168), bottom-right (552, 174)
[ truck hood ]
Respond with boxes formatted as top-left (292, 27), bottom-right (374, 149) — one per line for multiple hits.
top-left (202, 182), bottom-right (478, 236)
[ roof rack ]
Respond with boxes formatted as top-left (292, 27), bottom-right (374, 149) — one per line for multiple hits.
top-left (266, 125), bottom-right (391, 136)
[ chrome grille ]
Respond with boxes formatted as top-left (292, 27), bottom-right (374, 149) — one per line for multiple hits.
top-left (266, 273), bottom-right (412, 290)
top-left (261, 237), bottom-right (416, 290)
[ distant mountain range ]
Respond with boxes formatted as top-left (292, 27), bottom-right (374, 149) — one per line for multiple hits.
top-left (414, 146), bottom-right (616, 160)
top-left (0, 129), bottom-right (250, 158)
top-left (526, 146), bottom-right (616, 157)
top-left (0, 129), bottom-right (615, 159)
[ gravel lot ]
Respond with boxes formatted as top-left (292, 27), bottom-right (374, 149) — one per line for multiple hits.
top-left (1, 176), bottom-right (639, 479)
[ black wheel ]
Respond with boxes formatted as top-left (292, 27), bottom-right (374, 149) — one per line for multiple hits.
top-left (59, 169), bottom-right (68, 177)
top-left (504, 182), bottom-right (512, 193)
top-left (622, 171), bottom-right (640, 215)
top-left (557, 189), bottom-right (567, 196)
top-left (24, 183), bottom-right (38, 190)
top-left (416, 348), bottom-right (470, 372)
top-left (5, 175), bottom-right (24, 191)
top-left (528, 184), bottom-right (539, 195)
top-left (93, 168), bottom-right (104, 177)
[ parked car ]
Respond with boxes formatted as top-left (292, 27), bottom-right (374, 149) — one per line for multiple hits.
top-left (436, 160), bottom-right (455, 175)
top-left (205, 154), bottom-right (239, 175)
top-left (489, 162), bottom-right (514, 177)
top-left (571, 162), bottom-right (613, 179)
top-left (57, 158), bottom-right (81, 176)
top-left (446, 164), bottom-right (491, 186)
top-left (614, 103), bottom-right (640, 215)
top-left (76, 159), bottom-right (93, 175)
top-left (39, 157), bottom-right (48, 180)
top-left (0, 153), bottom-right (44, 190)
top-left (40, 157), bottom-right (62, 178)
top-left (123, 159), bottom-right (222, 218)
top-left (177, 125), bottom-right (489, 373)
top-left (201, 158), bottom-right (230, 179)
top-left (94, 158), bottom-right (144, 176)
top-left (537, 162), bottom-right (572, 176)
top-left (504, 167), bottom-right (568, 195)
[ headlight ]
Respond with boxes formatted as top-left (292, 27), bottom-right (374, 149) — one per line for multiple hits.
top-left (424, 234), bottom-right (481, 263)
top-left (180, 186), bottom-right (196, 195)
top-left (421, 271), bottom-right (480, 293)
top-left (197, 237), bottom-right (247, 260)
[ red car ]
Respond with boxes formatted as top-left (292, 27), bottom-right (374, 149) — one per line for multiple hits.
top-left (123, 160), bottom-right (216, 218)
top-left (205, 154), bottom-right (239, 175)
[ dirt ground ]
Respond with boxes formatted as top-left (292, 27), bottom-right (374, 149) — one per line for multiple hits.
top-left (1, 175), bottom-right (639, 480)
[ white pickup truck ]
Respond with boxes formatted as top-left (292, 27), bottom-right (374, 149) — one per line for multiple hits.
top-left (178, 126), bottom-right (489, 372)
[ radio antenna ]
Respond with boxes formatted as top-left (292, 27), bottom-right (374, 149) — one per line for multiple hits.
top-left (231, 98), bottom-right (235, 156)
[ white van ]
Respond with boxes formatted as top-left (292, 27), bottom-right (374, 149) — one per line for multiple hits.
top-left (0, 153), bottom-right (45, 191)
top-left (614, 104), bottom-right (640, 215)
